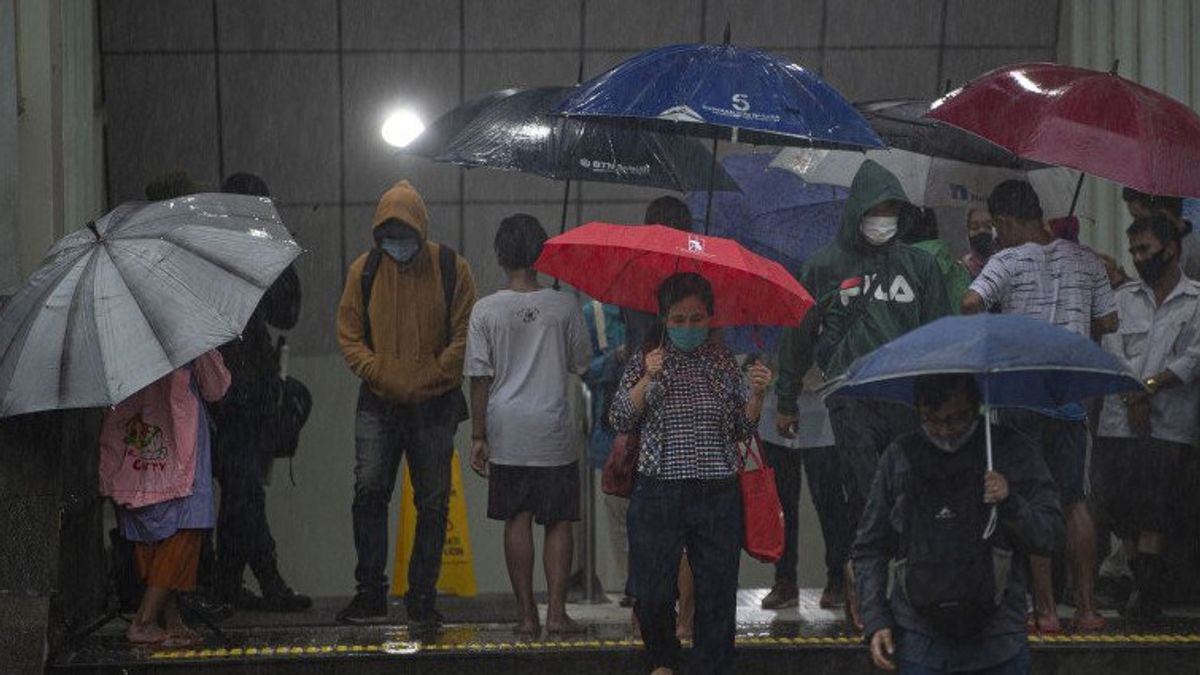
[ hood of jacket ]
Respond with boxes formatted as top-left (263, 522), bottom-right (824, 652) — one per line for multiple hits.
top-left (836, 160), bottom-right (910, 250)
top-left (372, 180), bottom-right (430, 244)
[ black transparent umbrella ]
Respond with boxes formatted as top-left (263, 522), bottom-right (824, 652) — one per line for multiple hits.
top-left (404, 86), bottom-right (739, 232)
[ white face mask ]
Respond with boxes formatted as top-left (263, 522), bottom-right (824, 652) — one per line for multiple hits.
top-left (861, 215), bottom-right (899, 246)
top-left (922, 418), bottom-right (980, 454)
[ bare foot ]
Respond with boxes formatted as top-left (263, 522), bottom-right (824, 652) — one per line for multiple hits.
top-left (651, 668), bottom-right (674, 675)
top-left (166, 625), bottom-right (202, 642)
top-left (546, 615), bottom-right (586, 635)
top-left (513, 616), bottom-right (541, 638)
top-left (126, 623), bottom-right (168, 645)
top-left (1073, 612), bottom-right (1106, 633)
top-left (1029, 612), bottom-right (1063, 634)
top-left (675, 623), bottom-right (692, 640)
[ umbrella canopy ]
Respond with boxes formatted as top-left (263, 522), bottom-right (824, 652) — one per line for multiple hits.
top-left (553, 42), bottom-right (883, 150)
top-left (927, 62), bottom-right (1200, 198)
top-left (829, 314), bottom-right (1142, 409)
top-left (0, 194), bottom-right (300, 417)
top-left (406, 86), bottom-right (739, 192)
top-left (771, 145), bottom-right (1081, 217)
top-left (533, 222), bottom-right (814, 327)
top-left (857, 99), bottom-right (1039, 168)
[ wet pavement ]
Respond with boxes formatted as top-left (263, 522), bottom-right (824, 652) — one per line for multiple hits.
top-left (52, 589), bottom-right (1200, 674)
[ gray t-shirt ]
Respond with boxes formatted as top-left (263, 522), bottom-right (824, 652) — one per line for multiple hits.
top-left (465, 288), bottom-right (591, 466)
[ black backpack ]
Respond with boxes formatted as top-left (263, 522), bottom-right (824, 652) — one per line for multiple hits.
top-left (894, 432), bottom-right (1011, 641)
top-left (360, 243), bottom-right (468, 425)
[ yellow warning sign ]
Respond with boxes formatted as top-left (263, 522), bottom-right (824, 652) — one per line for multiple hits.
top-left (391, 450), bottom-right (476, 597)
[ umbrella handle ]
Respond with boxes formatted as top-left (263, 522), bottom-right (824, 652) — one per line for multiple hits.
top-left (982, 398), bottom-right (997, 540)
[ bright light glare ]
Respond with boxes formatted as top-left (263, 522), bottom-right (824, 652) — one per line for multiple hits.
top-left (381, 109), bottom-right (425, 148)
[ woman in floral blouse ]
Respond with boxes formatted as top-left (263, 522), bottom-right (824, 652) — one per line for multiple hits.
top-left (610, 272), bottom-right (772, 675)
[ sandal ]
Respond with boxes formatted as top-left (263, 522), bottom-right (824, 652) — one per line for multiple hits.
top-left (1073, 614), bottom-right (1107, 633)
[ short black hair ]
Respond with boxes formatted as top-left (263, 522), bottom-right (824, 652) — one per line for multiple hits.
top-left (914, 374), bottom-right (981, 411)
top-left (645, 196), bottom-right (693, 231)
top-left (899, 204), bottom-right (938, 244)
top-left (222, 172), bottom-right (271, 197)
top-left (1127, 214), bottom-right (1180, 248)
top-left (657, 272), bottom-right (714, 317)
top-left (145, 170), bottom-right (201, 201)
top-left (1121, 187), bottom-right (1183, 218)
top-left (988, 180), bottom-right (1043, 222)
top-left (494, 213), bottom-right (547, 270)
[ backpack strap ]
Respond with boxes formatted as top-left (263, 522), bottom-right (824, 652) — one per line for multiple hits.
top-left (437, 244), bottom-right (458, 349)
top-left (360, 248), bottom-right (383, 351)
top-left (361, 244), bottom-right (458, 352)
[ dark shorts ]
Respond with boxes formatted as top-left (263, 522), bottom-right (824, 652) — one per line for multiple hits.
top-left (1091, 436), bottom-right (1188, 537)
top-left (998, 410), bottom-right (1089, 505)
top-left (487, 461), bottom-right (580, 525)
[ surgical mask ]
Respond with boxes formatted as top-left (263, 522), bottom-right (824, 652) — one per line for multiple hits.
top-left (382, 237), bottom-right (421, 264)
top-left (861, 216), bottom-right (899, 246)
top-left (922, 418), bottom-right (979, 454)
top-left (667, 326), bottom-right (708, 352)
top-left (1135, 248), bottom-right (1173, 285)
top-left (969, 231), bottom-right (996, 258)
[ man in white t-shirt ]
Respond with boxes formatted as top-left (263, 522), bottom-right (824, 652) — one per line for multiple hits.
top-left (962, 179), bottom-right (1118, 634)
top-left (465, 214), bottom-right (591, 637)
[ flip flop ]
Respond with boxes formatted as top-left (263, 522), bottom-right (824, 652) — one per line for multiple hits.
top-left (1073, 614), bottom-right (1107, 633)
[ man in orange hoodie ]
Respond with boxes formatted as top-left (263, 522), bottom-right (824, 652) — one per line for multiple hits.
top-left (335, 181), bottom-right (476, 628)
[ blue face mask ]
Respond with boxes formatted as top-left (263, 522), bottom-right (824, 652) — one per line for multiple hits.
top-left (667, 326), bottom-right (708, 352)
top-left (381, 237), bottom-right (421, 264)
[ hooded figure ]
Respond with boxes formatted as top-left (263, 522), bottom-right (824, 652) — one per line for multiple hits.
top-left (774, 160), bottom-right (949, 630)
top-left (335, 180), bottom-right (477, 628)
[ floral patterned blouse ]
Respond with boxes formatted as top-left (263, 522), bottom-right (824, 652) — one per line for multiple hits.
top-left (609, 339), bottom-right (755, 480)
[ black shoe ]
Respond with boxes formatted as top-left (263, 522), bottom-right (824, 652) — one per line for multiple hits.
top-left (218, 585), bottom-right (270, 612)
top-left (178, 591), bottom-right (234, 624)
top-left (761, 581), bottom-right (799, 610)
top-left (1125, 555), bottom-right (1166, 619)
top-left (407, 604), bottom-right (444, 633)
top-left (336, 591), bottom-right (388, 625)
top-left (263, 587), bottom-right (313, 613)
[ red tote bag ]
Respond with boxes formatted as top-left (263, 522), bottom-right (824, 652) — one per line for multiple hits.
top-left (602, 432), bottom-right (640, 498)
top-left (737, 434), bottom-right (785, 563)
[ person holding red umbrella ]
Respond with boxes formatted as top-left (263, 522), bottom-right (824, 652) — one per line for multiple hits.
top-left (608, 272), bottom-right (772, 675)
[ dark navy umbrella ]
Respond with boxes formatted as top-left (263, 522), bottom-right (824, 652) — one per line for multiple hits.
top-left (829, 313), bottom-right (1142, 469)
top-left (405, 86), bottom-right (739, 193)
top-left (554, 41), bottom-right (883, 150)
top-left (682, 152), bottom-right (846, 353)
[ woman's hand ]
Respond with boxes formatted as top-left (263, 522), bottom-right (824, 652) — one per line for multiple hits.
top-left (746, 363), bottom-right (772, 397)
top-left (643, 347), bottom-right (664, 379)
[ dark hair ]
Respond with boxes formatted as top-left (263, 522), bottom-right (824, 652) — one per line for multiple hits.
top-left (914, 374), bottom-right (980, 411)
top-left (494, 213), bottom-right (547, 270)
top-left (899, 204), bottom-right (938, 244)
top-left (987, 180), bottom-right (1043, 222)
top-left (145, 170), bottom-right (200, 201)
top-left (1127, 214), bottom-right (1181, 248)
top-left (1121, 187), bottom-right (1183, 218)
top-left (657, 272), bottom-right (714, 317)
top-left (645, 196), bottom-right (693, 231)
top-left (222, 172), bottom-right (271, 197)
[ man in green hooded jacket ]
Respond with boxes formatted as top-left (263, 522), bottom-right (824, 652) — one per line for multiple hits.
top-left (775, 160), bottom-right (950, 629)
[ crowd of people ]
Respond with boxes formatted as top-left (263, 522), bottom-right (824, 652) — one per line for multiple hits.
top-left (94, 160), bottom-right (1200, 675)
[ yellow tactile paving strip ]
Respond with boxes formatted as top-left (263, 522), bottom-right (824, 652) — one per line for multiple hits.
top-left (147, 633), bottom-right (1200, 660)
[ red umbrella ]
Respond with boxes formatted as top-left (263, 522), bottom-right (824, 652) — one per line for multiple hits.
top-left (927, 62), bottom-right (1200, 198)
top-left (534, 222), bottom-right (814, 327)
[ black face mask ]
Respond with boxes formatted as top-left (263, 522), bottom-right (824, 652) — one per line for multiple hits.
top-left (1135, 248), bottom-right (1174, 285)
top-left (969, 232), bottom-right (996, 258)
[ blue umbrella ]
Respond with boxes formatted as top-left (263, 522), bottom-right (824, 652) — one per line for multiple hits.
top-left (554, 39), bottom-right (883, 150)
top-left (553, 29), bottom-right (882, 228)
top-left (829, 313), bottom-right (1143, 470)
top-left (683, 152), bottom-right (846, 352)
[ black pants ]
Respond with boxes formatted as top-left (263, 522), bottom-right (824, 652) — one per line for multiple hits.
top-left (826, 397), bottom-right (920, 543)
top-left (627, 477), bottom-right (742, 675)
top-left (214, 417), bottom-right (279, 589)
top-left (762, 441), bottom-right (848, 587)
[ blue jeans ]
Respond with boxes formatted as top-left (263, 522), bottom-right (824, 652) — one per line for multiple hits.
top-left (352, 385), bottom-right (455, 612)
top-left (762, 441), bottom-right (847, 587)
top-left (899, 642), bottom-right (1031, 674)
top-left (627, 476), bottom-right (743, 675)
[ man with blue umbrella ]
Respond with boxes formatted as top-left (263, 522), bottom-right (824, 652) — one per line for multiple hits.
top-left (853, 373), bottom-right (1062, 674)
top-left (775, 160), bottom-right (950, 629)
top-left (962, 180), bottom-right (1117, 634)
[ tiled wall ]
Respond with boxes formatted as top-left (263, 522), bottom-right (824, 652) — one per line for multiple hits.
top-left (99, 0), bottom-right (1060, 355)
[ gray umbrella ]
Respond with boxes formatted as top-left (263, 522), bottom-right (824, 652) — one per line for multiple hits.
top-left (0, 193), bottom-right (301, 417)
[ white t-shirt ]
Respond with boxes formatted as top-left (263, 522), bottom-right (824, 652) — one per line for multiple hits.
top-left (465, 288), bottom-right (591, 466)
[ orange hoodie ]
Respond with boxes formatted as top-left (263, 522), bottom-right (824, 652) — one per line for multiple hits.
top-left (337, 181), bottom-right (476, 405)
